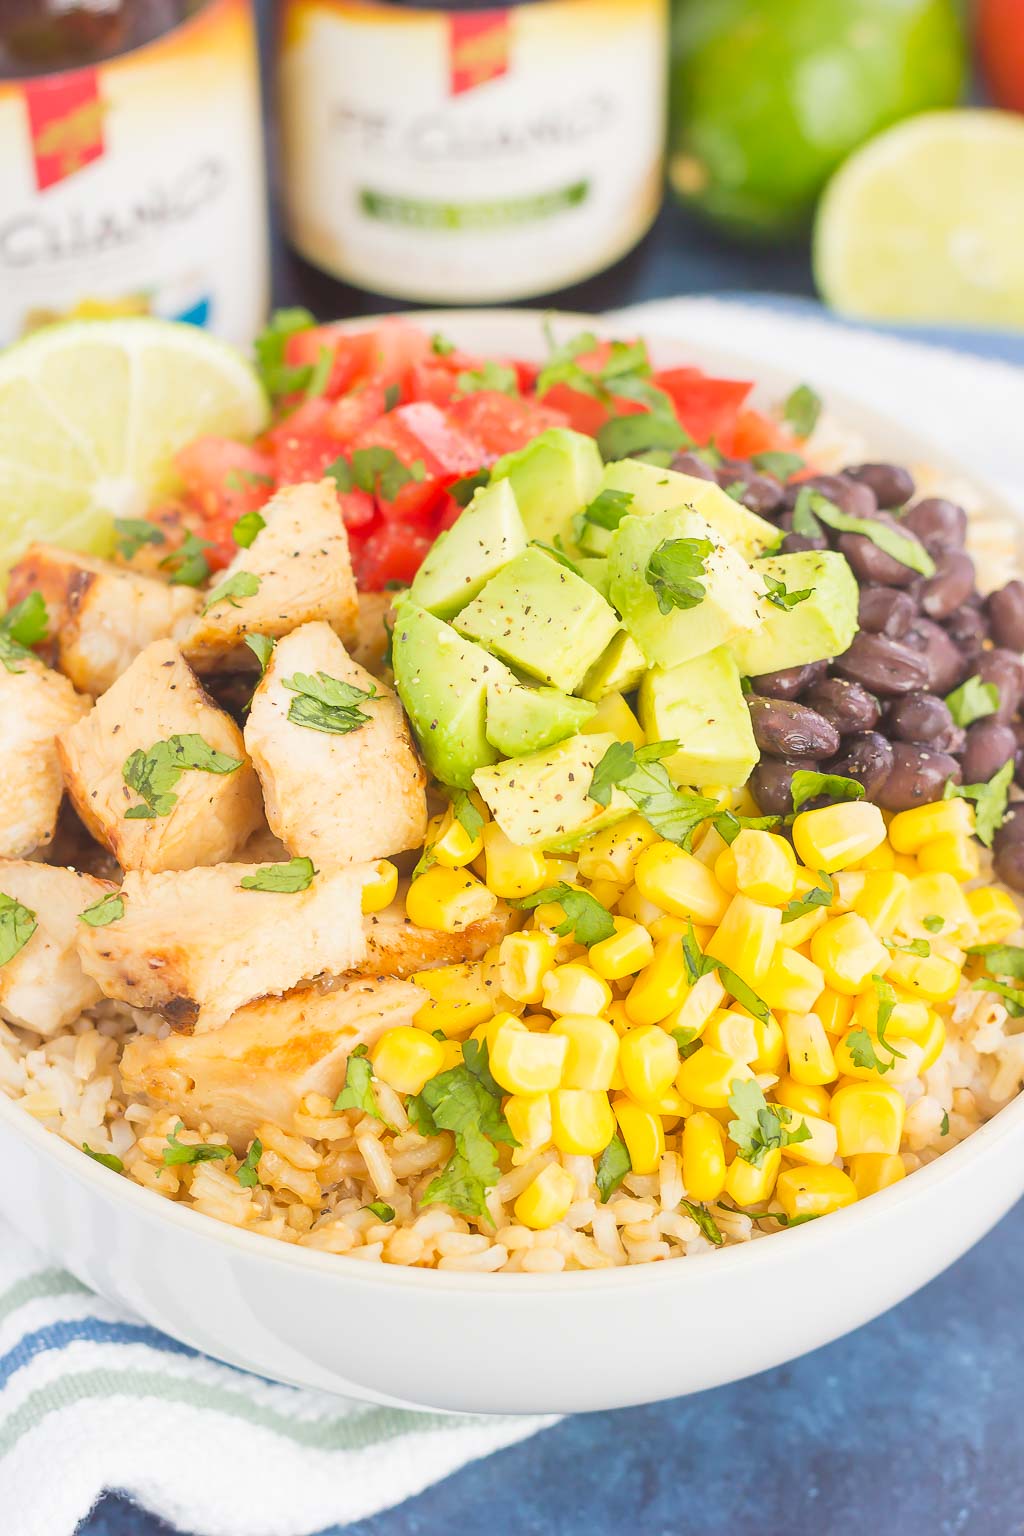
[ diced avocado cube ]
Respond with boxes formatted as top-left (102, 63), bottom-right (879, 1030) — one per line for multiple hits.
top-left (485, 679), bottom-right (596, 757)
top-left (730, 551), bottom-right (859, 678)
top-left (391, 602), bottom-right (513, 789)
top-left (609, 508), bottom-right (762, 670)
top-left (473, 731), bottom-right (633, 850)
top-left (637, 647), bottom-right (757, 789)
top-left (454, 547), bottom-right (620, 693)
top-left (602, 458), bottom-right (780, 559)
top-left (583, 690), bottom-right (646, 748)
top-left (491, 428), bottom-right (603, 547)
top-left (575, 556), bottom-right (612, 602)
top-left (577, 629), bottom-right (647, 702)
top-left (408, 479), bottom-right (527, 620)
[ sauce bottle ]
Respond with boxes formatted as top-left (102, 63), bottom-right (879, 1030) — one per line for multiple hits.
top-left (0, 0), bottom-right (268, 344)
top-left (276, 0), bottom-right (668, 303)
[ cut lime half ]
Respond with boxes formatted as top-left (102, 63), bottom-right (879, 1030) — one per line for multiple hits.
top-left (0, 318), bottom-right (269, 578)
top-left (814, 110), bottom-right (1024, 330)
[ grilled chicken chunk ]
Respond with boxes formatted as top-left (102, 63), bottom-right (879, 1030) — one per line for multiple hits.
top-left (181, 481), bottom-right (359, 671)
top-left (57, 640), bottom-right (263, 874)
top-left (244, 621), bottom-right (427, 868)
top-left (0, 862), bottom-right (112, 1035)
top-left (7, 544), bottom-right (200, 696)
top-left (120, 977), bottom-right (422, 1150)
top-left (354, 892), bottom-right (512, 979)
top-left (76, 859), bottom-right (374, 1032)
top-left (0, 656), bottom-right (89, 858)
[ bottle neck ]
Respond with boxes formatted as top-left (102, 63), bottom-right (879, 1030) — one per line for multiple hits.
top-left (0, 0), bottom-right (197, 81)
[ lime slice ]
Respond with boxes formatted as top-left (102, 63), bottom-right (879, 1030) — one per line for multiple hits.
top-left (0, 318), bottom-right (269, 576)
top-left (814, 109), bottom-right (1024, 329)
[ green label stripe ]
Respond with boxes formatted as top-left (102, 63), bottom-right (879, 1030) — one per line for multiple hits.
top-left (0, 1269), bottom-right (88, 1328)
top-left (359, 181), bottom-right (589, 231)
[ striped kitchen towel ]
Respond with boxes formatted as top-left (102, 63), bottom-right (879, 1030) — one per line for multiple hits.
top-left (0, 1226), bottom-right (553, 1536)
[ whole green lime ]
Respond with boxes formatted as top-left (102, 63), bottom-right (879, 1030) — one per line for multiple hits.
top-left (669, 0), bottom-right (966, 238)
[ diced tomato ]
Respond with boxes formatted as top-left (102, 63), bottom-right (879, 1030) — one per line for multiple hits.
top-left (327, 383), bottom-right (391, 444)
top-left (339, 489), bottom-right (378, 532)
top-left (284, 325), bottom-right (377, 400)
top-left (366, 318), bottom-right (433, 389)
top-left (271, 432), bottom-right (346, 487)
top-left (446, 392), bottom-right (568, 458)
top-left (653, 369), bottom-right (753, 448)
top-left (351, 523), bottom-right (435, 589)
top-left (173, 436), bottom-right (275, 564)
top-left (408, 361), bottom-right (461, 408)
top-left (721, 408), bottom-right (794, 461)
top-left (352, 402), bottom-right (484, 479)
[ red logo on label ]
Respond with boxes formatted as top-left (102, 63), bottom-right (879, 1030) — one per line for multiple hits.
top-left (449, 11), bottom-right (511, 96)
top-left (23, 70), bottom-right (106, 192)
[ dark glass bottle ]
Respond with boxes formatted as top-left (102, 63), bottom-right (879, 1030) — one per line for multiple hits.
top-left (0, 1), bottom-right (200, 79)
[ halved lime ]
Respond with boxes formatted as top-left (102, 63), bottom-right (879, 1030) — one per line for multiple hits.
top-left (0, 319), bottom-right (269, 576)
top-left (814, 109), bottom-right (1024, 329)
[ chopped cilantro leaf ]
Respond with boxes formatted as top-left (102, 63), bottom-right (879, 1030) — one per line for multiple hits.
top-left (790, 769), bottom-right (865, 814)
top-left (781, 873), bottom-right (834, 924)
top-left (449, 469), bottom-right (490, 507)
top-left (283, 671), bottom-right (377, 735)
top-left (596, 1134), bottom-right (631, 1202)
top-left (644, 536), bottom-right (714, 615)
top-left (244, 633), bottom-right (275, 674)
top-left (727, 1079), bottom-right (810, 1168)
top-left (253, 308), bottom-right (316, 398)
top-left (0, 892), bottom-right (37, 968)
top-left (114, 518), bottom-right (165, 561)
top-left (944, 760), bottom-right (1013, 847)
top-left (364, 1200), bottom-right (396, 1222)
top-left (430, 332), bottom-right (455, 356)
top-left (236, 1138), bottom-right (263, 1188)
top-left (966, 942), bottom-right (1024, 980)
top-left (202, 570), bottom-right (261, 614)
top-left (680, 1200), bottom-right (724, 1245)
top-left (946, 674), bottom-right (1000, 729)
top-left (671, 1026), bottom-right (702, 1059)
top-left (923, 914), bottom-right (945, 934)
top-left (752, 451), bottom-right (805, 481)
top-left (334, 1044), bottom-right (383, 1121)
top-left (973, 978), bottom-right (1024, 1017)
top-left (162, 1123), bottom-right (231, 1166)
top-left (896, 938), bottom-right (931, 957)
top-left (510, 883), bottom-right (615, 947)
top-left (940, 1111), bottom-right (950, 1137)
top-left (122, 734), bottom-right (242, 819)
top-left (531, 538), bottom-right (582, 575)
top-left (383, 383), bottom-right (400, 411)
top-left (161, 531), bottom-right (212, 588)
top-left (597, 412), bottom-right (688, 463)
top-left (240, 857), bottom-right (317, 894)
top-left (324, 456), bottom-right (354, 493)
top-left (782, 383), bottom-right (822, 438)
top-left (456, 360), bottom-right (518, 396)
top-left (0, 590), bottom-right (49, 672)
top-left (792, 488), bottom-right (935, 577)
top-left (231, 510), bottom-right (266, 549)
top-left (83, 1144), bottom-right (124, 1173)
top-left (416, 1042), bottom-right (516, 1220)
top-left (78, 893), bottom-right (124, 928)
top-left (764, 573), bottom-right (812, 611)
top-left (580, 487), bottom-right (634, 532)
top-left (446, 787), bottom-right (484, 842)
top-left (351, 446), bottom-right (423, 503)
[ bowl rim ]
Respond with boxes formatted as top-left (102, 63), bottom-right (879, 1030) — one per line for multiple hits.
top-left (3, 304), bottom-right (1022, 1295)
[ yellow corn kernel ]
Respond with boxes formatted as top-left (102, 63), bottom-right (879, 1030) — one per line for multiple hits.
top-left (779, 1109), bottom-right (838, 1166)
top-left (751, 1013), bottom-right (786, 1074)
top-left (774, 1076), bottom-right (832, 1119)
top-left (917, 833), bottom-right (980, 884)
top-left (777, 905), bottom-right (829, 949)
top-left (762, 945), bottom-right (825, 1014)
top-left (619, 1024), bottom-right (680, 1101)
top-left (490, 1016), bottom-right (568, 1094)
top-left (406, 865), bottom-right (497, 933)
top-left (480, 823), bottom-right (548, 899)
top-left (361, 860), bottom-right (398, 913)
top-left (692, 823), bottom-right (731, 871)
top-left (852, 871), bottom-right (910, 937)
top-left (781, 1012), bottom-right (838, 1085)
top-left (634, 842), bottom-right (731, 925)
top-left (505, 1093), bottom-right (553, 1165)
top-left (917, 1010), bottom-right (946, 1071)
top-left (498, 931), bottom-right (556, 1006)
top-left (542, 857), bottom-right (579, 885)
top-left (893, 853), bottom-right (918, 878)
top-left (777, 1164), bottom-right (858, 1219)
top-left (731, 830), bottom-right (798, 905)
top-left (429, 805), bottom-right (484, 869)
top-left (551, 1088), bottom-right (616, 1156)
top-left (583, 690), bottom-right (645, 747)
top-left (577, 815), bottom-right (661, 886)
top-left (551, 1014), bottom-right (619, 1090)
top-left (702, 1009), bottom-right (759, 1065)
top-left (646, 1087), bottom-right (692, 1120)
top-left (514, 1162), bottom-right (574, 1229)
top-left (724, 1147), bottom-right (782, 1206)
top-left (888, 796), bottom-right (974, 854)
top-left (706, 894), bottom-right (782, 985)
top-left (852, 985), bottom-right (930, 1042)
top-left (412, 962), bottom-right (494, 1037)
top-left (714, 846), bottom-right (738, 894)
top-left (617, 884), bottom-right (666, 926)
top-left (371, 1027), bottom-right (445, 1096)
top-left (904, 872), bottom-right (977, 943)
top-left (588, 879), bottom-right (627, 911)
top-left (886, 948), bottom-right (961, 1004)
top-left (588, 917), bottom-right (655, 981)
top-left (613, 1098), bottom-right (665, 1175)
top-left (649, 917), bottom-right (714, 945)
top-left (834, 1029), bottom-right (924, 1084)
top-left (810, 912), bottom-right (890, 995)
top-left (816, 988), bottom-right (854, 1037)
top-left (541, 962), bottom-right (612, 1018)
top-left (848, 1152), bottom-right (907, 1200)
top-left (664, 969), bottom-right (727, 1042)
top-left (681, 1111), bottom-right (727, 1201)
top-left (626, 938), bottom-right (690, 1025)
top-left (792, 801), bottom-right (887, 873)
top-left (676, 1047), bottom-right (753, 1109)
top-left (606, 1000), bottom-right (633, 1036)
top-left (829, 1080), bottom-right (906, 1156)
top-left (854, 838), bottom-right (896, 871)
top-left (832, 871), bottom-right (867, 912)
top-left (965, 887), bottom-right (1022, 945)
top-left (438, 1039), bottom-right (465, 1072)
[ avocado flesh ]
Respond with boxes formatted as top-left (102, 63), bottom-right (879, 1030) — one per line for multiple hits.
top-left (577, 629), bottom-right (647, 702)
top-left (454, 546), bottom-right (620, 693)
top-left (730, 550), bottom-right (859, 677)
top-left (601, 458), bottom-right (780, 559)
top-left (485, 679), bottom-right (596, 757)
top-left (638, 647), bottom-right (758, 789)
top-left (490, 427), bottom-right (603, 547)
top-left (575, 556), bottom-right (612, 601)
top-left (609, 508), bottom-right (762, 670)
top-left (473, 731), bottom-right (633, 851)
top-left (392, 602), bottom-right (513, 789)
top-left (408, 478), bottom-right (527, 620)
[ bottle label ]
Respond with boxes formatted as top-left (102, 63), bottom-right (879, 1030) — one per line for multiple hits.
top-left (279, 0), bottom-right (667, 302)
top-left (0, 0), bottom-right (267, 345)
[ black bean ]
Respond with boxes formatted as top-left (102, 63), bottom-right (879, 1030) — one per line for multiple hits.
top-left (942, 605), bottom-right (989, 665)
top-left (1013, 721), bottom-right (1024, 789)
top-left (961, 720), bottom-right (1018, 785)
top-left (837, 513), bottom-right (927, 588)
top-left (750, 759), bottom-right (802, 816)
top-left (857, 586), bottom-right (917, 639)
top-left (751, 661), bottom-right (828, 701)
top-left (994, 810), bottom-right (1024, 890)
top-left (669, 452), bottom-right (716, 483)
top-left (803, 677), bottom-right (881, 735)
top-left (876, 744), bottom-right (961, 811)
top-left (975, 648), bottom-right (1024, 721)
top-left (902, 497), bottom-right (968, 555)
top-left (832, 632), bottom-right (931, 696)
top-left (843, 462), bottom-right (916, 509)
top-left (912, 551), bottom-right (976, 621)
top-left (793, 473), bottom-right (878, 522)
top-left (995, 803), bottom-right (1024, 844)
top-left (733, 474), bottom-right (785, 516)
top-left (715, 459), bottom-right (755, 489)
top-left (827, 732), bottom-right (894, 797)
top-left (901, 617), bottom-right (967, 694)
top-left (780, 531), bottom-right (828, 555)
top-left (885, 691), bottom-right (962, 752)
top-left (986, 580), bottom-right (1024, 652)
top-left (747, 698), bottom-right (841, 761)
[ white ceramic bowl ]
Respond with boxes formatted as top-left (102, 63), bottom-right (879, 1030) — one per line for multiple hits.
top-left (2, 310), bottom-right (1023, 1416)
